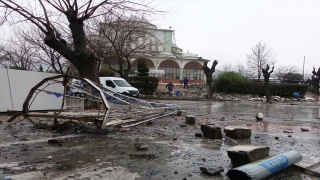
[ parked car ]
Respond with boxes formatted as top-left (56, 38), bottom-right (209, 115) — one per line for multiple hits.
top-left (99, 77), bottom-right (139, 98)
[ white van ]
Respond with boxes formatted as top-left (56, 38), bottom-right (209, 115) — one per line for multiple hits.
top-left (99, 77), bottom-right (139, 97)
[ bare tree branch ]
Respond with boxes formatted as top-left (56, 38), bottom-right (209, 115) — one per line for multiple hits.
top-left (274, 64), bottom-right (299, 80)
top-left (86, 13), bottom-right (161, 79)
top-left (247, 41), bottom-right (277, 81)
top-left (0, 0), bottom-right (165, 82)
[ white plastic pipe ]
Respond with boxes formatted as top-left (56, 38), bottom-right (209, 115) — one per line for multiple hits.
top-left (227, 150), bottom-right (302, 180)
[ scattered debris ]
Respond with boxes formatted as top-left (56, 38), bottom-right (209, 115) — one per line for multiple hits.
top-left (134, 143), bottom-right (148, 150)
top-left (177, 110), bottom-right (186, 116)
top-left (283, 130), bottom-right (292, 133)
top-left (201, 124), bottom-right (222, 139)
top-left (129, 154), bottom-right (155, 159)
top-left (255, 113), bottom-right (263, 120)
top-left (48, 139), bottom-right (62, 144)
top-left (227, 151), bottom-right (302, 180)
top-left (200, 166), bottom-right (224, 176)
top-left (224, 126), bottom-right (252, 139)
top-left (227, 145), bottom-right (270, 167)
top-left (185, 115), bottom-right (196, 124)
top-left (301, 128), bottom-right (310, 132)
top-left (195, 132), bottom-right (203, 137)
top-left (6, 74), bottom-right (180, 131)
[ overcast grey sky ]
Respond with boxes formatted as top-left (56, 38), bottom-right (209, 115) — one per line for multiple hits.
top-left (152, 0), bottom-right (320, 74)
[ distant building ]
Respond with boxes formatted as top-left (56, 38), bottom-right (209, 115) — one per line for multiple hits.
top-left (100, 18), bottom-right (208, 84)
top-left (250, 78), bottom-right (281, 83)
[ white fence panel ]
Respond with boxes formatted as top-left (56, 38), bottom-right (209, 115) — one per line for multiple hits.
top-left (0, 68), bottom-right (64, 112)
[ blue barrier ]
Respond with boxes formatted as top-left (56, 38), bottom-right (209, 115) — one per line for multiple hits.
top-left (294, 92), bottom-right (300, 98)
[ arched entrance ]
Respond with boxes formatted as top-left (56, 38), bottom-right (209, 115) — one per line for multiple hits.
top-left (159, 60), bottom-right (180, 79)
top-left (183, 62), bottom-right (204, 80)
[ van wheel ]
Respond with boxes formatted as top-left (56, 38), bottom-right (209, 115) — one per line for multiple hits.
top-left (75, 92), bottom-right (80, 97)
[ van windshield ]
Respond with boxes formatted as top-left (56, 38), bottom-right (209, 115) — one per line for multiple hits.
top-left (113, 80), bottom-right (132, 87)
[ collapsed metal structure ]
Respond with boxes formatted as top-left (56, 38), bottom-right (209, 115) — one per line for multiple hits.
top-left (8, 74), bottom-right (180, 129)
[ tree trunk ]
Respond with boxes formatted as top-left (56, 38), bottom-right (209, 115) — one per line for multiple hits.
top-left (314, 79), bottom-right (319, 95)
top-left (206, 77), bottom-right (213, 99)
top-left (262, 64), bottom-right (274, 102)
top-left (265, 80), bottom-right (270, 102)
top-left (72, 54), bottom-right (99, 82)
top-left (203, 60), bottom-right (218, 99)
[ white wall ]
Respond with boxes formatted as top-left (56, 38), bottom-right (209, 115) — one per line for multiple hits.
top-left (0, 68), bottom-right (64, 112)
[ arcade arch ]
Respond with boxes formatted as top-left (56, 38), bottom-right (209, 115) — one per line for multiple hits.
top-left (158, 60), bottom-right (180, 79)
top-left (183, 62), bottom-right (204, 80)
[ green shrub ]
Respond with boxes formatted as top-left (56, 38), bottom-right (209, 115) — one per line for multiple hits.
top-left (216, 80), bottom-right (308, 97)
top-left (136, 58), bottom-right (149, 77)
top-left (99, 67), bottom-right (115, 77)
top-left (215, 72), bottom-right (249, 92)
top-left (269, 83), bottom-right (308, 97)
top-left (127, 76), bottom-right (159, 95)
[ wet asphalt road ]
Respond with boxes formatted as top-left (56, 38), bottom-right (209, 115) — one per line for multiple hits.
top-left (157, 100), bottom-right (320, 125)
top-left (1, 99), bottom-right (320, 179)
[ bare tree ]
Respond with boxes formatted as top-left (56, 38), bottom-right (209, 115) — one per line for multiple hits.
top-left (87, 14), bottom-right (159, 79)
top-left (247, 41), bottom-right (277, 81)
top-left (203, 59), bottom-right (218, 99)
top-left (21, 28), bottom-right (69, 74)
top-left (234, 63), bottom-right (247, 77)
top-left (274, 65), bottom-right (299, 80)
top-left (0, 37), bottom-right (41, 70)
top-left (262, 64), bottom-right (274, 102)
top-left (220, 62), bottom-right (233, 72)
top-left (0, 0), bottom-right (162, 82)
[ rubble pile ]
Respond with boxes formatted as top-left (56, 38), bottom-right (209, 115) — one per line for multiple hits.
top-left (151, 84), bottom-right (319, 105)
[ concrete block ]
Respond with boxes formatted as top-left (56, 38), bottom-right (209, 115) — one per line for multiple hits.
top-left (224, 126), bottom-right (252, 139)
top-left (185, 115), bottom-right (195, 124)
top-left (177, 110), bottom-right (186, 116)
top-left (227, 145), bottom-right (270, 167)
top-left (201, 124), bottom-right (222, 139)
top-left (7, 109), bottom-right (18, 116)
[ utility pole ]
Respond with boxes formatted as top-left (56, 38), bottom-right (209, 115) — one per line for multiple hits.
top-left (303, 56), bottom-right (305, 80)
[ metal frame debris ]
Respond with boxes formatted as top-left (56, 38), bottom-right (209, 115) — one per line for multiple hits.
top-left (8, 75), bottom-right (180, 130)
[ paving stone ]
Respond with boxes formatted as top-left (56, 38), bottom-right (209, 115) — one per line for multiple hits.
top-left (200, 166), bottom-right (224, 175)
top-left (195, 132), bottom-right (202, 137)
top-left (185, 115), bottom-right (195, 124)
top-left (227, 145), bottom-right (270, 167)
top-left (224, 126), bottom-right (252, 139)
top-left (201, 124), bottom-right (222, 139)
top-left (177, 110), bottom-right (186, 116)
